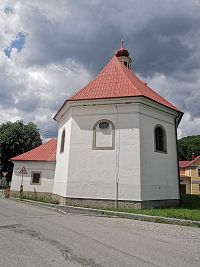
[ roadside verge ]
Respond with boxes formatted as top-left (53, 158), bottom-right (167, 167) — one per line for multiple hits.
top-left (8, 197), bottom-right (200, 228)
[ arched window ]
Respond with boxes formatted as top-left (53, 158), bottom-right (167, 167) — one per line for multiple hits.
top-left (60, 129), bottom-right (65, 153)
top-left (154, 125), bottom-right (167, 153)
top-left (93, 119), bottom-right (115, 150)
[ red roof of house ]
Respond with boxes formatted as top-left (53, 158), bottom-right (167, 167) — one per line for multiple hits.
top-left (10, 139), bottom-right (57, 162)
top-left (179, 161), bottom-right (190, 168)
top-left (56, 56), bottom-right (180, 115)
top-left (179, 155), bottom-right (200, 168)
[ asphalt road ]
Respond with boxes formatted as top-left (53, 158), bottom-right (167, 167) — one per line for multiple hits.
top-left (0, 197), bottom-right (199, 267)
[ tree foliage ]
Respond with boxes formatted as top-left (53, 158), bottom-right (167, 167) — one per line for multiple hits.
top-left (0, 121), bottom-right (42, 174)
top-left (178, 135), bottom-right (200, 160)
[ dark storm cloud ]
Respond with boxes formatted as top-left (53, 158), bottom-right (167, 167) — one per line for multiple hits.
top-left (134, 15), bottom-right (200, 76)
top-left (1, 0), bottom-right (200, 137)
top-left (0, 75), bottom-right (17, 108)
top-left (21, 0), bottom-right (200, 77)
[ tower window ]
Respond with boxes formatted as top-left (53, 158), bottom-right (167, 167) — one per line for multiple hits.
top-left (154, 125), bottom-right (167, 153)
top-left (60, 129), bottom-right (65, 153)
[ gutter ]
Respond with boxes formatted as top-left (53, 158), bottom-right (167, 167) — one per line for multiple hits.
top-left (175, 112), bottom-right (184, 206)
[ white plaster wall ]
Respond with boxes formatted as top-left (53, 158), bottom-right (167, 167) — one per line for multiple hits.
top-left (66, 104), bottom-right (141, 201)
top-left (53, 116), bottom-right (72, 196)
top-left (54, 98), bottom-right (180, 202)
top-left (11, 161), bottom-right (55, 193)
top-left (139, 105), bottom-right (179, 200)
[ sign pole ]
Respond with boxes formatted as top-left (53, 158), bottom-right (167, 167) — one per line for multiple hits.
top-left (20, 173), bottom-right (24, 196)
top-left (19, 166), bottom-right (27, 196)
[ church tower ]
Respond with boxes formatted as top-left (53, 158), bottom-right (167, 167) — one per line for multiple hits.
top-left (116, 39), bottom-right (132, 69)
top-left (53, 42), bottom-right (183, 208)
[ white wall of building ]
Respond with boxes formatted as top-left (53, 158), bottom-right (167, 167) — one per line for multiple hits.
top-left (65, 103), bottom-right (141, 201)
top-left (139, 104), bottom-right (179, 200)
top-left (53, 115), bottom-right (72, 197)
top-left (54, 97), bottom-right (180, 202)
top-left (11, 161), bottom-right (55, 193)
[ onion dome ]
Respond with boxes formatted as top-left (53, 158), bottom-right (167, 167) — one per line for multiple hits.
top-left (116, 47), bottom-right (129, 57)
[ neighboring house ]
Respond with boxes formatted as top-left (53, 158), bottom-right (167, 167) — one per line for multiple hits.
top-left (53, 43), bottom-right (183, 208)
top-left (179, 155), bottom-right (200, 195)
top-left (10, 139), bottom-right (56, 196)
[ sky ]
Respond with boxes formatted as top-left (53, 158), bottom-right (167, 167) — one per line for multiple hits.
top-left (0, 0), bottom-right (200, 139)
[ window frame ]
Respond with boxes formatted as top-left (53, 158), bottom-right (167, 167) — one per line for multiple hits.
top-left (30, 171), bottom-right (41, 185)
top-left (60, 129), bottom-right (65, 153)
top-left (93, 119), bottom-right (115, 150)
top-left (154, 124), bottom-right (167, 153)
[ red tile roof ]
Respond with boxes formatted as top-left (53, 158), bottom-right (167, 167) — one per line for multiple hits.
top-left (66, 56), bottom-right (179, 111)
top-left (10, 139), bottom-right (57, 162)
top-left (179, 156), bottom-right (200, 168)
top-left (179, 161), bottom-right (190, 168)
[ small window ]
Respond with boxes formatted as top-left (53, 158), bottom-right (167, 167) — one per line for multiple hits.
top-left (60, 129), bottom-right (65, 153)
top-left (198, 169), bottom-right (200, 177)
top-left (93, 119), bottom-right (115, 150)
top-left (154, 125), bottom-right (167, 153)
top-left (31, 172), bottom-right (41, 185)
top-left (99, 121), bottom-right (109, 129)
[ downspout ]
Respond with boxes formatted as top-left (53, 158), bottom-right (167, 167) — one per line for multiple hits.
top-left (115, 104), bottom-right (120, 209)
top-left (175, 112), bottom-right (183, 207)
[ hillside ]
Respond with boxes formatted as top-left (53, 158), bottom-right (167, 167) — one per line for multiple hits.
top-left (178, 135), bottom-right (200, 160)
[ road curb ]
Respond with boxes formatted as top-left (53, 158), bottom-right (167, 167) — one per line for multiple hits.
top-left (9, 197), bottom-right (200, 228)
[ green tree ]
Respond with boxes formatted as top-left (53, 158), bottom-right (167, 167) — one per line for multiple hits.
top-left (0, 121), bottom-right (42, 180)
top-left (178, 135), bottom-right (200, 160)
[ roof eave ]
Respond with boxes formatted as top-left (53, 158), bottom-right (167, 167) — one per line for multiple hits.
top-left (54, 95), bottom-right (181, 122)
top-left (11, 159), bottom-right (56, 162)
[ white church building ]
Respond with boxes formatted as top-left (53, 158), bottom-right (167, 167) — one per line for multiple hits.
top-left (11, 43), bottom-right (183, 208)
top-left (53, 43), bottom-right (183, 208)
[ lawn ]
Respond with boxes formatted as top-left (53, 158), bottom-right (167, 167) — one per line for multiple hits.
top-left (114, 195), bottom-right (200, 221)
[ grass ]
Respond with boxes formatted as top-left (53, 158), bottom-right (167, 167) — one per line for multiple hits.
top-left (105, 195), bottom-right (200, 222)
top-left (19, 194), bottom-right (200, 221)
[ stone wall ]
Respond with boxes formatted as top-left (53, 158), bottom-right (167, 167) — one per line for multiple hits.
top-left (10, 191), bottom-right (180, 209)
top-left (53, 195), bottom-right (180, 209)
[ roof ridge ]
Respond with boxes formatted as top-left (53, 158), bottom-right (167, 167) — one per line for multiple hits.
top-left (115, 58), bottom-right (142, 94)
top-left (189, 155), bottom-right (200, 166)
top-left (118, 59), bottom-right (179, 111)
top-left (69, 57), bottom-right (116, 101)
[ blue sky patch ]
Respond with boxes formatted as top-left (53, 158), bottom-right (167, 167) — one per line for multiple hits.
top-left (4, 32), bottom-right (29, 58)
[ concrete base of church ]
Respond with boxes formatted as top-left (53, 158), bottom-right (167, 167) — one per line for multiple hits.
top-left (10, 191), bottom-right (180, 209)
top-left (53, 195), bottom-right (180, 209)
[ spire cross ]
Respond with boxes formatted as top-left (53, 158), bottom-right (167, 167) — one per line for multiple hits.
top-left (121, 36), bottom-right (124, 48)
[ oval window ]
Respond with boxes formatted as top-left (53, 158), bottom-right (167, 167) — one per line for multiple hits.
top-left (99, 121), bottom-right (109, 129)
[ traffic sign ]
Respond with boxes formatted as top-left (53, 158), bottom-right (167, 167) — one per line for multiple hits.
top-left (19, 166), bottom-right (27, 174)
